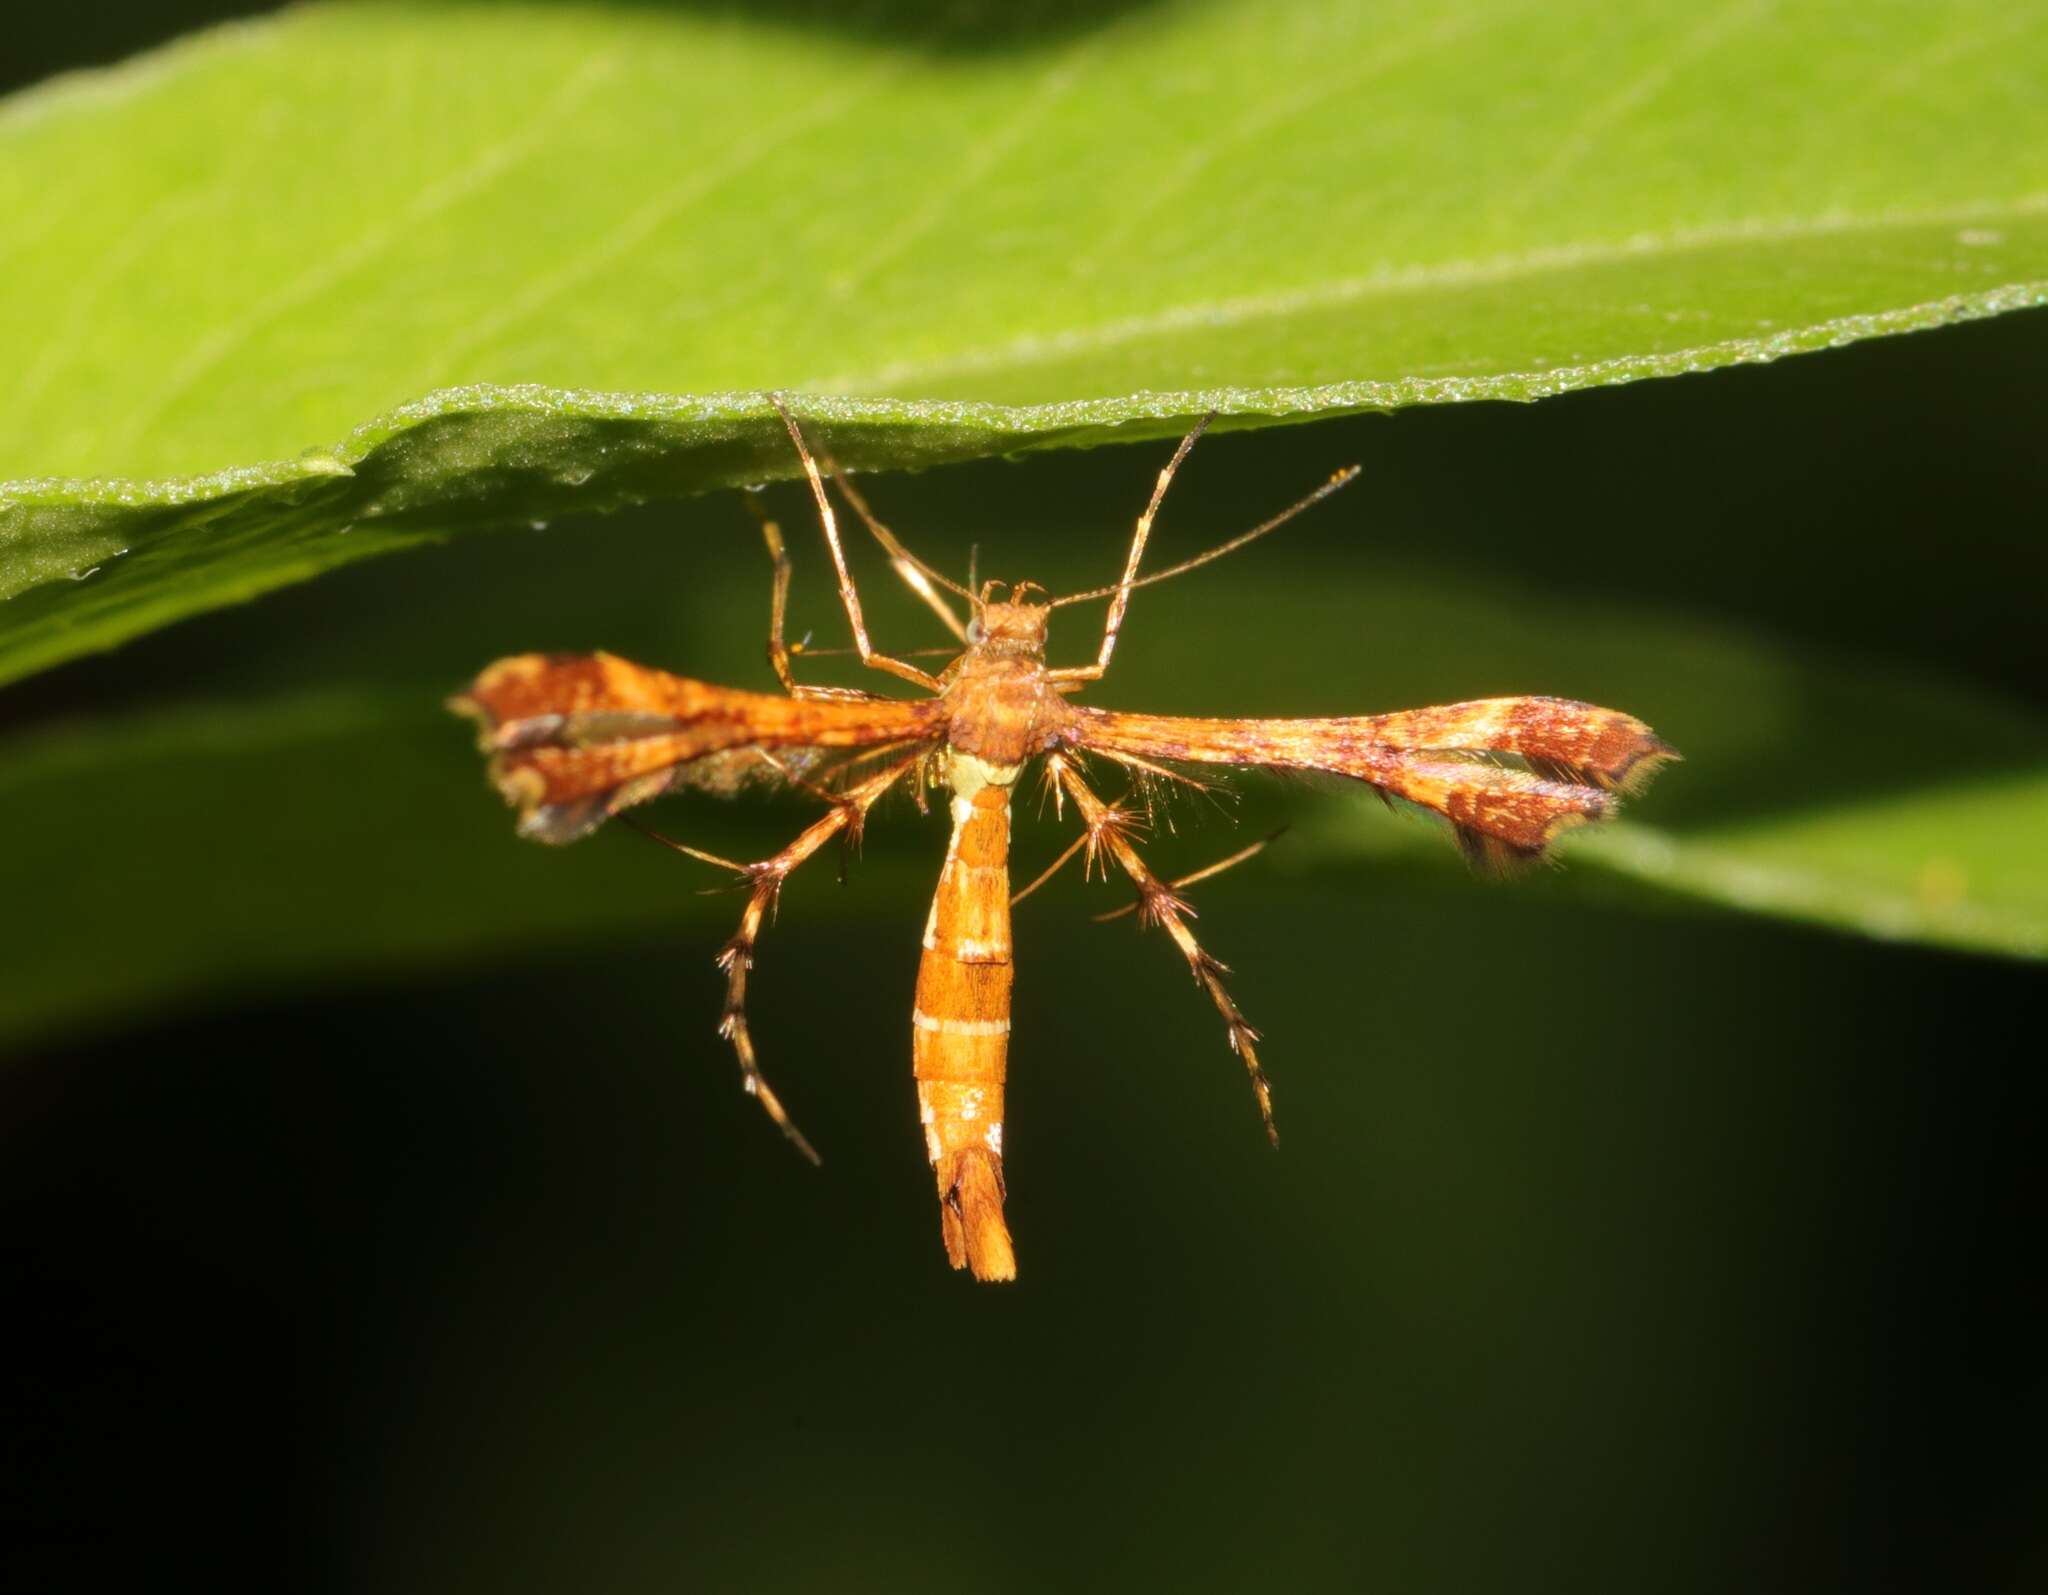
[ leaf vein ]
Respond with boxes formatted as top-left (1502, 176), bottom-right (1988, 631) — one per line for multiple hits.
top-left (1071, 3), bottom-right (1511, 278)
top-left (103, 46), bottom-right (622, 464)
top-left (1496, 0), bottom-right (1775, 227)
top-left (411, 58), bottom-right (917, 389)
top-left (828, 34), bottom-right (1108, 305)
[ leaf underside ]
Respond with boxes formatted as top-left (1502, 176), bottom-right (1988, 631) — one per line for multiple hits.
top-left (4, 1), bottom-right (2048, 683)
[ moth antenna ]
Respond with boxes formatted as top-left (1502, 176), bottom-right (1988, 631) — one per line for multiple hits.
top-left (1051, 463), bottom-right (1361, 608)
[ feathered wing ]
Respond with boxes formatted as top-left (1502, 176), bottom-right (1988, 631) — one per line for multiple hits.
top-left (452, 651), bottom-right (944, 843)
top-left (1065, 696), bottom-right (1678, 868)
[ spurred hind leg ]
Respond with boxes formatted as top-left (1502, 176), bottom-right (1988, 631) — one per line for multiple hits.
top-left (632, 750), bottom-right (923, 1160)
top-left (1050, 756), bottom-right (1278, 1145)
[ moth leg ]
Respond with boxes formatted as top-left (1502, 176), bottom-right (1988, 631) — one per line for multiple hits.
top-left (1046, 414), bottom-right (1212, 685)
top-left (819, 457), bottom-right (969, 644)
top-left (642, 751), bottom-right (923, 1162)
top-left (1046, 450), bottom-right (1360, 685)
top-left (768, 393), bottom-right (945, 694)
top-left (741, 490), bottom-right (879, 704)
top-left (1050, 756), bottom-right (1278, 1145)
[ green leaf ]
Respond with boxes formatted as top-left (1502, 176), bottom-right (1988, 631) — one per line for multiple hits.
top-left (1290, 779), bottom-right (2048, 960)
top-left (5, 525), bottom-right (2038, 1050)
top-left (4, 0), bottom-right (2047, 683)
top-left (1573, 775), bottom-right (2048, 959)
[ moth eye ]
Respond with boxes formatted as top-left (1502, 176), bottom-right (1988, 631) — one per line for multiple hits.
top-left (965, 617), bottom-right (984, 644)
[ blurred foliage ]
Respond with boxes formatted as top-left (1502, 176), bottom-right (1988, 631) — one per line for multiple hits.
top-left (5, 324), bottom-right (2044, 1050)
top-left (3, 413), bottom-right (2044, 1046)
top-left (3, 5), bottom-right (2046, 1593)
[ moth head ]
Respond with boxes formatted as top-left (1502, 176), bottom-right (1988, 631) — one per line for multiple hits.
top-left (968, 582), bottom-right (1051, 658)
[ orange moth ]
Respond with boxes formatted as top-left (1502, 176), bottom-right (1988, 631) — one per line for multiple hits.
top-left (453, 400), bottom-right (1677, 1281)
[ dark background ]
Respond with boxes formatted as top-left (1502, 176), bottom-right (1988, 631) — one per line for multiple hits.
top-left (4, 7), bottom-right (2045, 1593)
